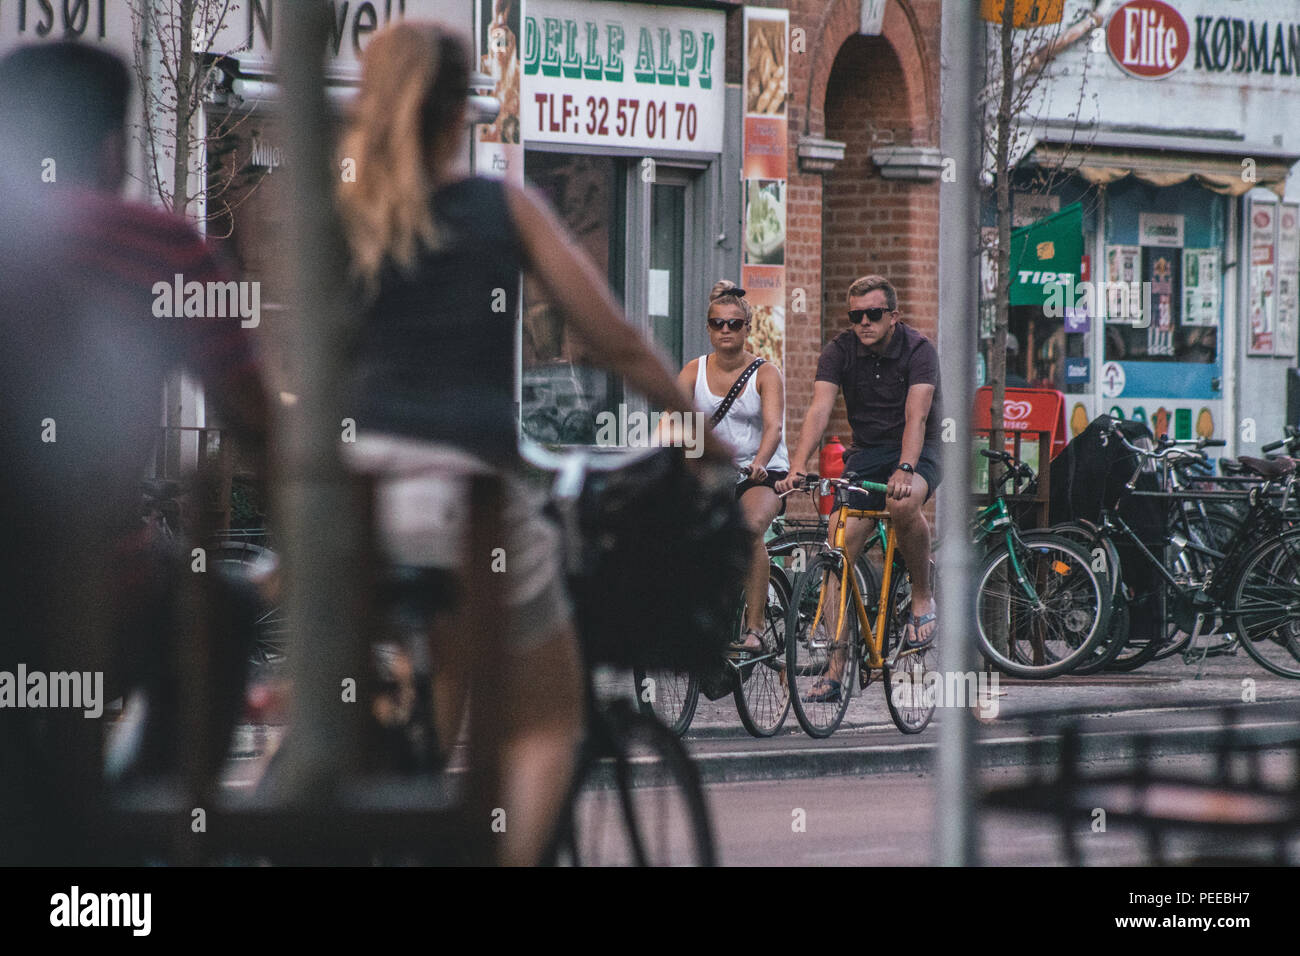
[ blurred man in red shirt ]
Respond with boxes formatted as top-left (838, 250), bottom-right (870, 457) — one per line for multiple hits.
top-left (0, 41), bottom-right (269, 862)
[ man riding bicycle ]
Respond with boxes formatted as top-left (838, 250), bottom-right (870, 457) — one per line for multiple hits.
top-left (776, 275), bottom-right (942, 700)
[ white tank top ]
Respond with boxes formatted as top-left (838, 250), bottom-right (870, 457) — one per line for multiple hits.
top-left (694, 355), bottom-right (789, 472)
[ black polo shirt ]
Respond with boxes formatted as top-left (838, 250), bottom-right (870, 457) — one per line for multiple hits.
top-left (815, 323), bottom-right (942, 446)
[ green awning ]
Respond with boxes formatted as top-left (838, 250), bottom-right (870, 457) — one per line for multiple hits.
top-left (1009, 201), bottom-right (1083, 307)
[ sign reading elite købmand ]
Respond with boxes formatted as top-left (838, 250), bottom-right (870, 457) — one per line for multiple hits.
top-left (522, 0), bottom-right (724, 153)
top-left (1106, 0), bottom-right (1190, 79)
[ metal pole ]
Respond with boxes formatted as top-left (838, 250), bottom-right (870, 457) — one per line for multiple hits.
top-left (270, 0), bottom-right (369, 805)
top-left (934, 0), bottom-right (984, 866)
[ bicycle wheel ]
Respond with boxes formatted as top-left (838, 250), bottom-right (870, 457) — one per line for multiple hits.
top-left (1230, 530), bottom-right (1300, 679)
top-left (208, 541), bottom-right (286, 666)
top-left (974, 532), bottom-right (1109, 679)
top-left (547, 702), bottom-right (715, 866)
top-left (882, 558), bottom-right (938, 734)
top-left (1048, 523), bottom-right (1127, 675)
top-left (632, 666), bottom-right (700, 737)
top-left (785, 553), bottom-right (859, 737)
top-left (733, 564), bottom-right (792, 737)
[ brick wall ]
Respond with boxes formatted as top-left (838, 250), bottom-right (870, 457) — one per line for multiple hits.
top-left (776, 0), bottom-right (942, 515)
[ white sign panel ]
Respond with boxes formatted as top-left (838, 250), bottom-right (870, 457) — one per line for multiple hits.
top-left (1025, 1), bottom-right (1300, 159)
top-left (206, 0), bottom-right (470, 72)
top-left (0, 0), bottom-right (134, 59)
top-left (522, 0), bottom-right (725, 153)
top-left (1138, 212), bottom-right (1184, 248)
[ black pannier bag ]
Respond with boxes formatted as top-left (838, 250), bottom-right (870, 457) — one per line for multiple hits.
top-left (1049, 415), bottom-right (1167, 633)
top-left (563, 447), bottom-right (752, 671)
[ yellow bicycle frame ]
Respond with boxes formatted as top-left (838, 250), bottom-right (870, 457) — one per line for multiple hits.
top-left (811, 501), bottom-right (898, 671)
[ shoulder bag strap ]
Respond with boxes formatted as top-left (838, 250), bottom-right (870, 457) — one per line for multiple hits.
top-left (709, 358), bottom-right (765, 427)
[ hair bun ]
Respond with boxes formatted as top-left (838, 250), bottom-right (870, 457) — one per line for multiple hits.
top-left (709, 279), bottom-right (743, 301)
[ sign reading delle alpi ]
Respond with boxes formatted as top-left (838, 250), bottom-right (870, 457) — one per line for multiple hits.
top-left (522, 0), bottom-right (725, 152)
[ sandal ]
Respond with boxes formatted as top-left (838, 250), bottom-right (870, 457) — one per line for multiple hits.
top-left (802, 677), bottom-right (842, 703)
top-left (731, 626), bottom-right (765, 654)
top-left (905, 611), bottom-right (938, 650)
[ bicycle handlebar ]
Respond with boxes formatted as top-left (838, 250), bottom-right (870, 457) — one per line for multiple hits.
top-left (799, 472), bottom-right (889, 497)
top-left (1106, 422), bottom-right (1214, 462)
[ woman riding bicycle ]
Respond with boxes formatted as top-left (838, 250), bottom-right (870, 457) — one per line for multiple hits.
top-left (675, 281), bottom-right (789, 654)
top-left (336, 22), bottom-right (721, 865)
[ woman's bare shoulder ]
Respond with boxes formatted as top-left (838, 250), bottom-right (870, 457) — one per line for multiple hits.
top-left (755, 358), bottom-right (784, 385)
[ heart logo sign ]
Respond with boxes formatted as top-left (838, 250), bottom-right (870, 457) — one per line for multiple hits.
top-left (1003, 400), bottom-right (1032, 422)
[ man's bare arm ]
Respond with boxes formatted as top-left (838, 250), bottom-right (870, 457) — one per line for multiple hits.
top-left (775, 381), bottom-right (839, 491)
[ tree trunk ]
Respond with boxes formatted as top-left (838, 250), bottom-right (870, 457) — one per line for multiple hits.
top-left (170, 0), bottom-right (196, 217)
top-left (990, 0), bottom-right (1015, 484)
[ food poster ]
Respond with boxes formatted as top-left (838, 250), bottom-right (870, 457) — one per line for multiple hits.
top-left (1105, 245), bottom-right (1141, 323)
top-left (740, 265), bottom-right (785, 369)
top-left (476, 0), bottom-right (524, 183)
top-left (1142, 247), bottom-right (1178, 357)
top-left (1249, 200), bottom-right (1277, 356)
top-left (1276, 202), bottom-right (1299, 358)
top-left (1181, 249), bottom-right (1220, 328)
top-left (742, 7), bottom-right (788, 368)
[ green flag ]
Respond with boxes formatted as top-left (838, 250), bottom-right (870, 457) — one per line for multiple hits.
top-left (1009, 201), bottom-right (1083, 307)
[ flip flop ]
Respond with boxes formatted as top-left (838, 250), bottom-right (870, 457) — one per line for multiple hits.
top-left (905, 612), bottom-right (938, 650)
top-left (802, 677), bottom-right (841, 703)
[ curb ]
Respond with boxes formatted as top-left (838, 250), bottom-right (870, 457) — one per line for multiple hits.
top-left (605, 719), bottom-right (1300, 788)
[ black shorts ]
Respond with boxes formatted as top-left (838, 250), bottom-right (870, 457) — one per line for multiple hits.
top-left (841, 443), bottom-right (941, 510)
top-left (736, 469), bottom-right (789, 516)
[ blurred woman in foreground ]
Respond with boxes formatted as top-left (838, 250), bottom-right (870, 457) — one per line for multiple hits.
top-left (337, 22), bottom-right (709, 864)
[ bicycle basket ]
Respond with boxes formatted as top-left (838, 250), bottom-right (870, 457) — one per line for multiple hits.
top-left (566, 447), bottom-right (751, 670)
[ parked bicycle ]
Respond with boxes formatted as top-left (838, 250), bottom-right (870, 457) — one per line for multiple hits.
top-left (972, 450), bottom-right (1111, 679)
top-left (1053, 420), bottom-right (1300, 678)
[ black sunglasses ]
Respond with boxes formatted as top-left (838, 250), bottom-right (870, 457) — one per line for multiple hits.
top-left (848, 307), bottom-right (890, 324)
top-left (708, 317), bottom-right (748, 332)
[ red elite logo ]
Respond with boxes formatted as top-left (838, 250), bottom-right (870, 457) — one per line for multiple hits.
top-left (1106, 0), bottom-right (1189, 79)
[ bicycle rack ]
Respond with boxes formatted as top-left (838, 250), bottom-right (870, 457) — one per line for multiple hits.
top-left (981, 707), bottom-right (1300, 865)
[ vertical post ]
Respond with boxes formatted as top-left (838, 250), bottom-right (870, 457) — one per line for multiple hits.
top-left (462, 475), bottom-right (508, 864)
top-left (270, 1), bottom-right (369, 807)
top-left (935, 0), bottom-right (984, 866)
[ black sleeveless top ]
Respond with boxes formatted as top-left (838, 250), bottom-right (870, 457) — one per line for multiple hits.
top-left (347, 177), bottom-right (524, 468)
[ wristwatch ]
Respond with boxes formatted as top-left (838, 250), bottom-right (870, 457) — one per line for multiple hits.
top-left (897, 463), bottom-right (915, 474)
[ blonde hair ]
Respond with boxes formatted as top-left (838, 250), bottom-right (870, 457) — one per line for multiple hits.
top-left (709, 279), bottom-right (752, 322)
top-left (337, 23), bottom-right (470, 297)
top-left (847, 274), bottom-right (898, 311)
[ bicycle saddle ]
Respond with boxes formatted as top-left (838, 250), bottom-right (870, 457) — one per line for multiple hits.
top-left (1218, 457), bottom-right (1246, 476)
top-left (1236, 456), bottom-right (1296, 479)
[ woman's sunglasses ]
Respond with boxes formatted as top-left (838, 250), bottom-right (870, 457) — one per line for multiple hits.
top-left (707, 318), bottom-right (748, 332)
top-left (848, 308), bottom-right (890, 324)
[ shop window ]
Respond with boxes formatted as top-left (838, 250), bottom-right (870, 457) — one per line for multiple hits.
top-left (1103, 248), bottom-right (1218, 364)
top-left (521, 151), bottom-right (625, 444)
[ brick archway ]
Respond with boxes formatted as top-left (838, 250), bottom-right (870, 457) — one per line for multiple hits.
top-left (801, 0), bottom-right (936, 146)
top-left (781, 0), bottom-right (942, 488)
